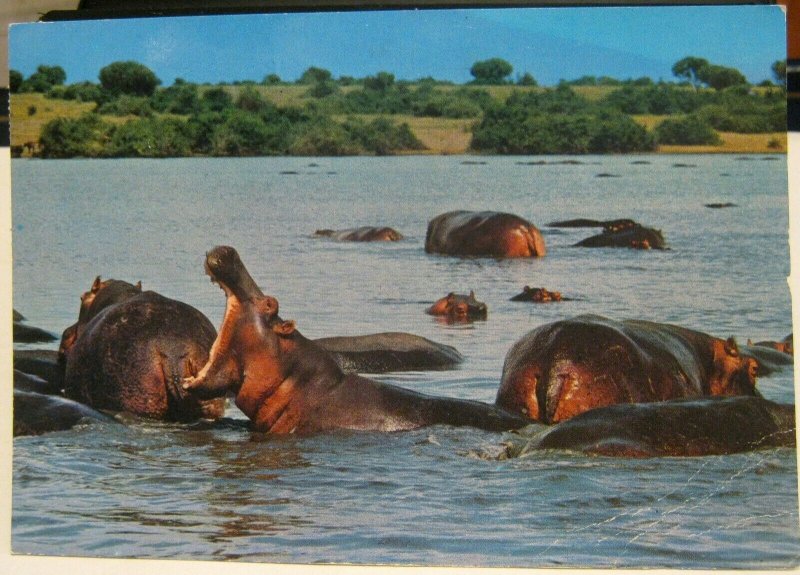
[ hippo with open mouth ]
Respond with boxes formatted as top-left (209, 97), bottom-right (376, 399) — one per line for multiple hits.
top-left (180, 246), bottom-right (528, 434)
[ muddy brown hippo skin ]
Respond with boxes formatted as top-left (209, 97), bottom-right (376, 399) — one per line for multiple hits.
top-left (315, 332), bottom-right (463, 373)
top-left (425, 211), bottom-right (546, 258)
top-left (576, 224), bottom-right (666, 250)
top-left (58, 276), bottom-right (144, 367)
top-left (180, 246), bottom-right (528, 434)
top-left (314, 226), bottom-right (403, 241)
top-left (426, 291), bottom-right (488, 322)
top-left (496, 315), bottom-right (759, 423)
top-left (748, 334), bottom-right (793, 356)
top-left (505, 397), bottom-right (795, 458)
top-left (510, 286), bottom-right (566, 303)
top-left (14, 389), bottom-right (116, 437)
top-left (62, 277), bottom-right (225, 422)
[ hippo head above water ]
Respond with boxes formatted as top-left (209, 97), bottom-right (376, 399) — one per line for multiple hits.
top-left (59, 276), bottom-right (143, 362)
top-left (426, 291), bottom-right (488, 322)
top-left (183, 246), bottom-right (528, 434)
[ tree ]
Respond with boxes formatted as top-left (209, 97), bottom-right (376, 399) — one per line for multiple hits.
top-left (772, 60), bottom-right (787, 89)
top-left (263, 73), bottom-right (282, 85)
top-left (99, 61), bottom-right (161, 97)
top-left (20, 65), bottom-right (67, 92)
top-left (671, 57), bottom-right (709, 90)
top-left (697, 64), bottom-right (748, 91)
top-left (469, 58), bottom-right (513, 85)
top-left (9, 70), bottom-right (23, 93)
top-left (363, 71), bottom-right (395, 93)
top-left (517, 72), bottom-right (537, 86)
top-left (298, 67), bottom-right (333, 84)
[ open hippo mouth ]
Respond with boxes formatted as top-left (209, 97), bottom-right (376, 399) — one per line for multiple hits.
top-left (205, 246), bottom-right (264, 301)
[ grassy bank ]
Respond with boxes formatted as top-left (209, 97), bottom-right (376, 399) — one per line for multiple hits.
top-left (10, 90), bottom-right (787, 156)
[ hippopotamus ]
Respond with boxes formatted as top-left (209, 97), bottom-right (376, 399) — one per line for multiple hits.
top-left (509, 286), bottom-right (567, 303)
top-left (547, 218), bottom-right (637, 232)
top-left (425, 211), bottom-right (546, 258)
top-left (58, 276), bottom-right (144, 367)
top-left (14, 368), bottom-right (62, 395)
top-left (740, 343), bottom-right (794, 376)
top-left (496, 315), bottom-right (759, 423)
top-left (180, 246), bottom-right (528, 434)
top-left (314, 332), bottom-right (463, 373)
top-left (14, 349), bottom-right (62, 390)
top-left (426, 291), bottom-right (488, 322)
top-left (314, 226), bottom-right (403, 241)
top-left (14, 388), bottom-right (116, 437)
top-left (504, 397), bottom-right (795, 458)
top-left (12, 311), bottom-right (57, 343)
top-left (575, 224), bottom-right (666, 250)
top-left (61, 276), bottom-right (225, 422)
top-left (748, 334), bottom-right (793, 356)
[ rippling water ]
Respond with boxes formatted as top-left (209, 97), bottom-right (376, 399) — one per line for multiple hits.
top-left (11, 155), bottom-right (798, 568)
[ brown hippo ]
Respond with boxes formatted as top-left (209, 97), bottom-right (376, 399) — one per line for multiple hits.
top-left (425, 211), bottom-right (546, 258)
top-left (575, 224), bottom-right (666, 250)
top-left (61, 277), bottom-right (225, 422)
top-left (505, 397), bottom-right (795, 458)
top-left (315, 332), bottom-right (463, 373)
top-left (58, 276), bottom-right (144, 366)
top-left (496, 315), bottom-right (759, 423)
top-left (180, 246), bottom-right (528, 435)
top-left (426, 291), bottom-right (488, 322)
top-left (748, 334), bottom-right (793, 356)
top-left (314, 226), bottom-right (403, 241)
top-left (14, 349), bottom-right (63, 391)
top-left (547, 218), bottom-right (637, 232)
top-left (510, 286), bottom-right (566, 303)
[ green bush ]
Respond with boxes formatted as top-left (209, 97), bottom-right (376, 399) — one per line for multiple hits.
top-left (97, 95), bottom-right (154, 117)
top-left (654, 116), bottom-right (721, 145)
top-left (151, 81), bottom-right (201, 114)
top-left (211, 109), bottom-right (290, 156)
top-left (105, 117), bottom-right (193, 157)
top-left (288, 118), bottom-right (359, 155)
top-left (470, 87), bottom-right (655, 154)
top-left (39, 114), bottom-right (111, 158)
top-left (47, 81), bottom-right (105, 103)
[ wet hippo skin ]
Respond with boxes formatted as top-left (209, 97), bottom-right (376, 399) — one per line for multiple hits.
top-left (181, 246), bottom-right (529, 435)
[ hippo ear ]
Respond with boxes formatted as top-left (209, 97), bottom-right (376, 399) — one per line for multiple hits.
top-left (135, 281), bottom-right (142, 291)
top-left (724, 337), bottom-right (740, 357)
top-left (273, 320), bottom-right (296, 336)
top-left (468, 290), bottom-right (476, 300)
top-left (91, 276), bottom-right (102, 293)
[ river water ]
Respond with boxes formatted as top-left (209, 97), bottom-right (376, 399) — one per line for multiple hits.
top-left (10, 155), bottom-right (798, 568)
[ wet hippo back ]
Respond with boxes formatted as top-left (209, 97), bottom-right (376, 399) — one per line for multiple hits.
top-left (64, 291), bottom-right (223, 421)
top-left (497, 315), bottom-right (759, 423)
top-left (315, 332), bottom-right (463, 373)
top-left (507, 397), bottom-right (795, 457)
top-left (425, 210), bottom-right (546, 258)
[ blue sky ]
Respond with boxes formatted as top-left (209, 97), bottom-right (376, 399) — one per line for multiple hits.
top-left (9, 5), bottom-right (786, 87)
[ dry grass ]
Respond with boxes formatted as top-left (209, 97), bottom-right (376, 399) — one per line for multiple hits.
top-left (10, 93), bottom-right (95, 147)
top-left (658, 132), bottom-right (787, 154)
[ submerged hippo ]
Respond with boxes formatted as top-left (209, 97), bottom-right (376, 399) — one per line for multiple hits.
top-left (547, 218), bottom-right (637, 232)
top-left (510, 286), bottom-right (567, 303)
top-left (426, 291), bottom-right (488, 322)
top-left (315, 332), bottom-right (463, 373)
top-left (505, 397), bottom-right (795, 458)
top-left (496, 315), bottom-right (759, 423)
top-left (61, 277), bottom-right (225, 422)
top-left (14, 389), bottom-right (116, 437)
top-left (425, 211), bottom-right (546, 258)
top-left (576, 224), bottom-right (666, 250)
top-left (180, 246), bottom-right (528, 434)
top-left (314, 226), bottom-right (403, 242)
top-left (748, 334), bottom-right (793, 356)
top-left (12, 312), bottom-right (57, 344)
top-left (14, 349), bottom-right (62, 391)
